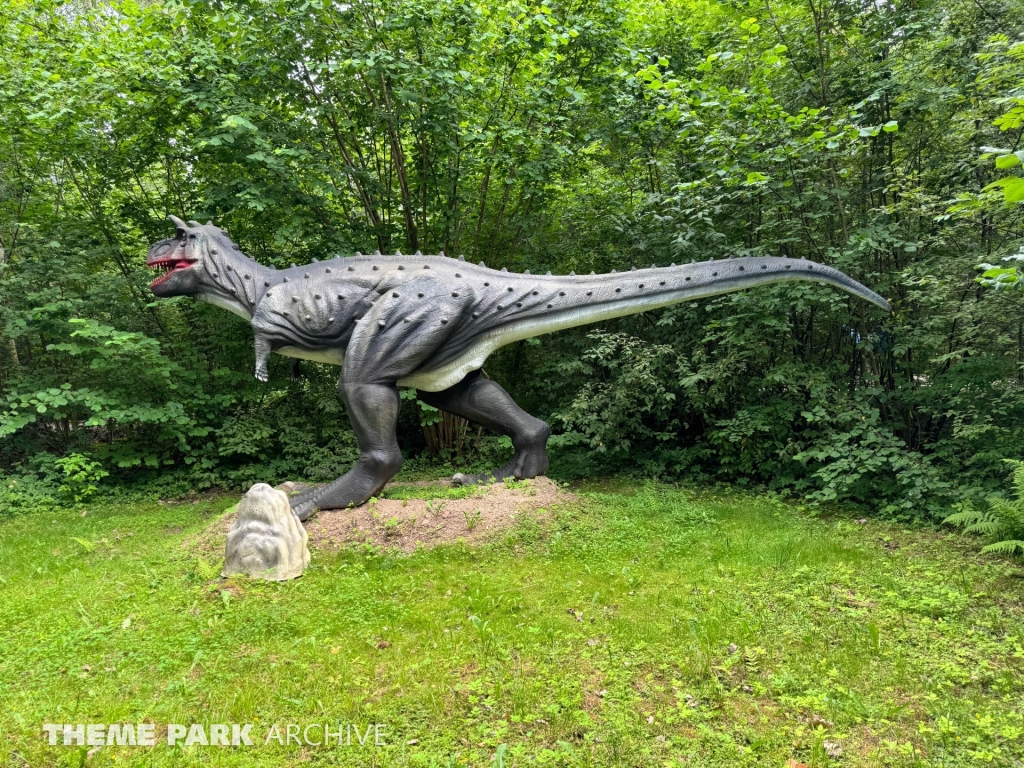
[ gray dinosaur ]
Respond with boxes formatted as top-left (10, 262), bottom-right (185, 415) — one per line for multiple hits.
top-left (147, 216), bottom-right (890, 520)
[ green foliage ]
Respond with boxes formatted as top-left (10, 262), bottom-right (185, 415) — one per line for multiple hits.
top-left (194, 557), bottom-right (220, 581)
top-left (945, 460), bottom-right (1024, 556)
top-left (1, 0), bottom-right (1024, 520)
top-left (0, 452), bottom-right (86, 517)
top-left (382, 484), bottom-right (479, 501)
top-left (68, 536), bottom-right (97, 554)
top-left (54, 452), bottom-right (109, 505)
top-left (979, 37), bottom-right (1024, 205)
top-left (463, 508), bottom-right (483, 531)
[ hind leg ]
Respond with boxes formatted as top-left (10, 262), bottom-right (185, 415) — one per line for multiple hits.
top-left (417, 371), bottom-right (551, 485)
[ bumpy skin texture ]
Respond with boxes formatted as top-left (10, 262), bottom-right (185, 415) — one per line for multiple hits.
top-left (147, 216), bottom-right (890, 521)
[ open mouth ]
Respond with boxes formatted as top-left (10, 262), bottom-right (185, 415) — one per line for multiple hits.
top-left (147, 256), bottom-right (196, 286)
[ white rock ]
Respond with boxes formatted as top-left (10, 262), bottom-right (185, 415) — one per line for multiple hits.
top-left (223, 484), bottom-right (310, 581)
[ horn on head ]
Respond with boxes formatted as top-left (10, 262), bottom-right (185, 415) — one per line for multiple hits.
top-left (168, 214), bottom-right (188, 232)
top-left (187, 220), bottom-right (201, 227)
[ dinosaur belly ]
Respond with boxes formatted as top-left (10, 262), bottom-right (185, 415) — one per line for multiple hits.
top-left (275, 346), bottom-right (345, 366)
top-left (271, 344), bottom-right (457, 391)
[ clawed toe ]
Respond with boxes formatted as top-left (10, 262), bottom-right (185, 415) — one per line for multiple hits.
top-left (451, 449), bottom-right (548, 486)
top-left (288, 494), bottom-right (317, 522)
top-left (452, 471), bottom-right (498, 487)
top-left (291, 503), bottom-right (316, 522)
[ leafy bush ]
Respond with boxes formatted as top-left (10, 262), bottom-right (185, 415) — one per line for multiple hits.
top-left (0, 454), bottom-right (63, 517)
top-left (944, 460), bottom-right (1024, 556)
top-left (3, 0), bottom-right (1024, 520)
top-left (554, 331), bottom-right (956, 517)
top-left (54, 453), bottom-right (109, 505)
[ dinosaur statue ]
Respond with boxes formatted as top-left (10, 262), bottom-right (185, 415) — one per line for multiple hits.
top-left (147, 216), bottom-right (890, 521)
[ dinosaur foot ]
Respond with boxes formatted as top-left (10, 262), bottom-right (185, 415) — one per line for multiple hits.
top-left (285, 453), bottom-right (402, 522)
top-left (452, 435), bottom-right (550, 487)
top-left (274, 482), bottom-right (319, 522)
top-left (289, 497), bottom-right (319, 522)
top-left (451, 471), bottom-right (497, 487)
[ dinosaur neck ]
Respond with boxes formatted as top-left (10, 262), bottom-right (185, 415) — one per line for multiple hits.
top-left (197, 244), bottom-right (272, 320)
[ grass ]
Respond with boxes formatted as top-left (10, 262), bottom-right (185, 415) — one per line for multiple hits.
top-left (379, 483), bottom-right (482, 501)
top-left (1, 482), bottom-right (1023, 767)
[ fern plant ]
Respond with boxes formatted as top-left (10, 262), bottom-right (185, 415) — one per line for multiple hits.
top-left (944, 460), bottom-right (1024, 555)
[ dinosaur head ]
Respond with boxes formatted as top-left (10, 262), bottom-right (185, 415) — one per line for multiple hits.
top-left (147, 215), bottom-right (232, 297)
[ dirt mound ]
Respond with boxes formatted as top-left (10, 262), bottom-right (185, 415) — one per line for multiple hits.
top-left (185, 477), bottom-right (572, 557)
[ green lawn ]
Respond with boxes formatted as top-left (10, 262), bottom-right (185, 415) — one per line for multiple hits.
top-left (1, 483), bottom-right (1022, 767)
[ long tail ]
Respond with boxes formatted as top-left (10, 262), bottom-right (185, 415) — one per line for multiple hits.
top-left (548, 255), bottom-right (888, 315)
top-left (407, 255), bottom-right (891, 391)
top-left (486, 255), bottom-right (889, 339)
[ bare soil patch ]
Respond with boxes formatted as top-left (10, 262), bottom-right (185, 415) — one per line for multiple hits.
top-left (185, 477), bottom-right (573, 558)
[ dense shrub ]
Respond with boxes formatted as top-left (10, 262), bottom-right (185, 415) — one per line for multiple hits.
top-left (2, 0), bottom-right (1023, 518)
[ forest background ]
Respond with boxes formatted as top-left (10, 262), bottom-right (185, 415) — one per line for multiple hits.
top-left (3, 0), bottom-right (1024, 521)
